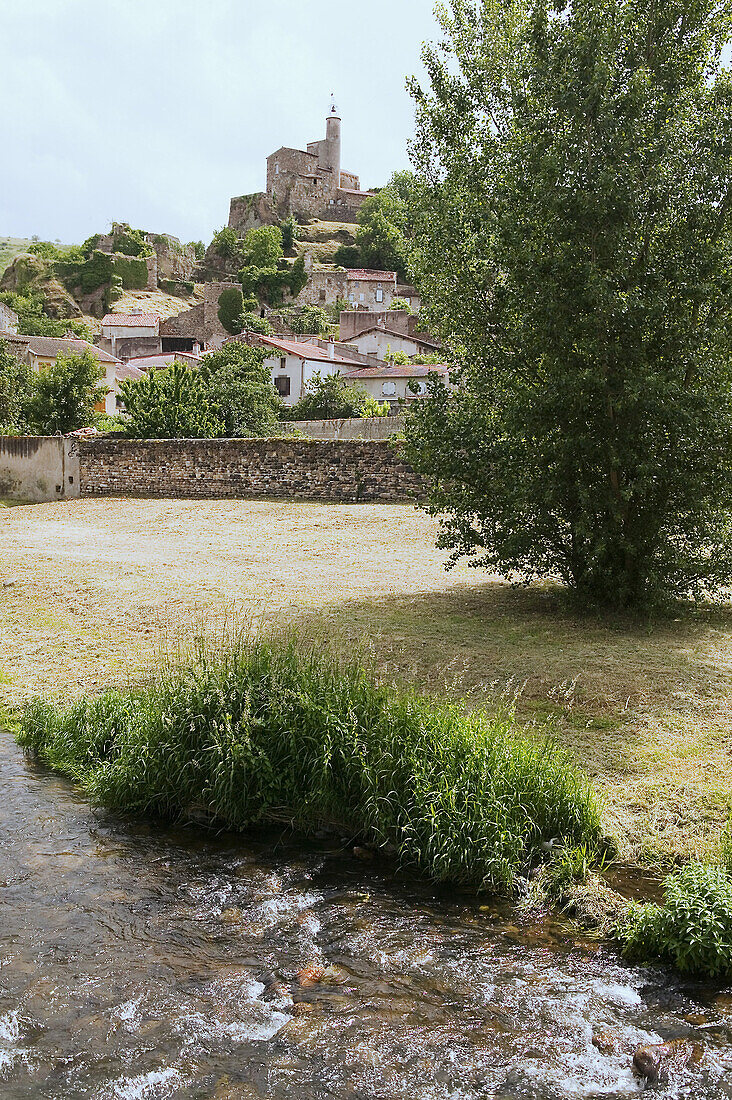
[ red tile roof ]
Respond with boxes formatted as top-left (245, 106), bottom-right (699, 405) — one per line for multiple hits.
top-left (345, 269), bottom-right (397, 282)
top-left (343, 363), bottom-right (450, 379)
top-left (101, 313), bottom-right (160, 327)
top-left (255, 335), bottom-right (358, 366)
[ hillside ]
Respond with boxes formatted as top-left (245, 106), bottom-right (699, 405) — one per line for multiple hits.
top-left (0, 237), bottom-right (36, 276)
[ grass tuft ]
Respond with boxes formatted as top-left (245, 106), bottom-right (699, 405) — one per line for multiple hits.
top-left (16, 632), bottom-right (602, 894)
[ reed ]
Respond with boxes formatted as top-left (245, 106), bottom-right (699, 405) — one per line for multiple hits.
top-left (17, 633), bottom-right (602, 894)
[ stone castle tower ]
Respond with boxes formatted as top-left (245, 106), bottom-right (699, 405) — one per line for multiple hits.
top-left (228, 99), bottom-right (374, 234)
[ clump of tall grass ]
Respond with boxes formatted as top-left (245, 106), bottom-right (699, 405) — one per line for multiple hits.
top-left (16, 633), bottom-right (602, 893)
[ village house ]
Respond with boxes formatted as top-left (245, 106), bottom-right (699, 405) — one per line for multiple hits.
top-left (344, 321), bottom-right (440, 361)
top-left (99, 310), bottom-right (161, 360)
top-left (298, 267), bottom-right (398, 311)
top-left (252, 334), bottom-right (360, 405)
top-left (342, 362), bottom-right (450, 411)
top-left (0, 302), bottom-right (19, 334)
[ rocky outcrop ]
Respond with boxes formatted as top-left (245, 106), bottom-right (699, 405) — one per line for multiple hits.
top-left (228, 192), bottom-right (278, 236)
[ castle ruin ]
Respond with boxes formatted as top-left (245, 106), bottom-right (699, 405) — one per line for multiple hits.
top-left (229, 100), bottom-right (375, 235)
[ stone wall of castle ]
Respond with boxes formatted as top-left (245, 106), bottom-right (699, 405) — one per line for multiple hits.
top-left (77, 437), bottom-right (424, 503)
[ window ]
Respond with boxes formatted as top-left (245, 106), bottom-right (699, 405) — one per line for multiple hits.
top-left (279, 357), bottom-right (286, 370)
top-left (382, 381), bottom-right (397, 396)
top-left (274, 375), bottom-right (290, 397)
top-left (319, 289), bottom-right (326, 302)
top-left (375, 287), bottom-right (383, 303)
top-left (359, 293), bottom-right (364, 302)
top-left (412, 380), bottom-right (427, 396)
top-left (275, 162), bottom-right (280, 175)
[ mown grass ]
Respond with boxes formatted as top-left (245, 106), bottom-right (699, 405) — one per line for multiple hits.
top-left (14, 632), bottom-right (602, 894)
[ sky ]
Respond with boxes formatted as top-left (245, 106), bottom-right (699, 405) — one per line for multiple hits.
top-left (0, 0), bottom-right (440, 247)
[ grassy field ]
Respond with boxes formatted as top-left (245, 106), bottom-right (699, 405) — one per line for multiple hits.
top-left (1, 497), bottom-right (730, 867)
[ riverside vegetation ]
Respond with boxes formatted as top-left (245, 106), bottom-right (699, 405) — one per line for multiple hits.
top-left (16, 633), bottom-right (601, 895)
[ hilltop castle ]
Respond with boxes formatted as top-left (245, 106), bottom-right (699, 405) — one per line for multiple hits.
top-left (228, 100), bottom-right (376, 234)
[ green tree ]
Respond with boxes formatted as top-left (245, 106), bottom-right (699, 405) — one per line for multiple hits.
top-left (25, 350), bottom-right (103, 435)
top-left (241, 225), bottom-right (283, 268)
top-left (355, 172), bottom-right (415, 281)
top-left (403, 0), bottom-right (732, 612)
top-left (239, 312), bottom-right (274, 334)
top-left (0, 340), bottom-right (34, 433)
top-left (120, 362), bottom-right (223, 438)
top-left (332, 244), bottom-right (361, 267)
top-left (285, 371), bottom-right (370, 420)
top-left (200, 342), bottom-right (281, 436)
top-left (210, 227), bottom-right (241, 261)
top-left (187, 240), bottom-right (206, 260)
top-left (218, 286), bottom-right (244, 335)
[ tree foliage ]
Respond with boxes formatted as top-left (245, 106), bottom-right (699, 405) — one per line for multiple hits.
top-left (200, 342), bottom-right (281, 436)
top-left (24, 350), bottom-right (103, 435)
top-left (403, 0), bottom-right (732, 611)
top-left (119, 347), bottom-right (281, 439)
top-left (241, 226), bottom-right (283, 268)
top-left (355, 172), bottom-right (416, 281)
top-left (218, 286), bottom-right (244, 335)
top-left (283, 371), bottom-right (384, 420)
top-left (120, 362), bottom-right (223, 439)
top-left (0, 340), bottom-right (34, 433)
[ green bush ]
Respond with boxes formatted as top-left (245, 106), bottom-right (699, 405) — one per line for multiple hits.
top-left (55, 250), bottom-right (114, 296)
top-left (16, 634), bottom-right (601, 893)
top-left (111, 226), bottom-right (152, 257)
top-left (217, 286), bottom-right (244, 335)
top-left (621, 863), bottom-right (732, 979)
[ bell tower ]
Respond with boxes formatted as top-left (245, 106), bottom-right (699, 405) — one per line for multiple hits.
top-left (321, 93), bottom-right (342, 186)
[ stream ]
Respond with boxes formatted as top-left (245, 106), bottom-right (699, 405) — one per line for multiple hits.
top-left (1, 729), bottom-right (731, 1099)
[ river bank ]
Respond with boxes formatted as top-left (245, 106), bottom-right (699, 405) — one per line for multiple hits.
top-left (1, 497), bottom-right (730, 873)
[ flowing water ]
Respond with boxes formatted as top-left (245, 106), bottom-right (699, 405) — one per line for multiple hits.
top-left (1, 730), bottom-right (731, 1100)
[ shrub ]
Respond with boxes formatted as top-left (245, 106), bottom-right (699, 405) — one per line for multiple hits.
top-left (210, 227), bottom-right (241, 262)
top-left (200, 342), bottom-right (281, 436)
top-left (389, 297), bottom-right (412, 312)
top-left (16, 633), bottom-right (602, 894)
top-left (217, 286), bottom-right (244, 335)
top-left (0, 339), bottom-right (34, 433)
top-left (280, 215), bottom-right (299, 253)
top-left (333, 245), bottom-right (361, 268)
top-left (621, 863), bottom-right (732, 979)
top-left (238, 311), bottom-right (273, 335)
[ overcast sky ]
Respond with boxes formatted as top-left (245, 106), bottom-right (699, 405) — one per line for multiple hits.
top-left (0, 0), bottom-right (440, 246)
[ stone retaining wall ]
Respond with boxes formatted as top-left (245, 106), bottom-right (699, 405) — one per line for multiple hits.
top-left (77, 438), bottom-right (423, 502)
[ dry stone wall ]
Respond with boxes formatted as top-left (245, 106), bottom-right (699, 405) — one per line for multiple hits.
top-left (77, 438), bottom-right (424, 503)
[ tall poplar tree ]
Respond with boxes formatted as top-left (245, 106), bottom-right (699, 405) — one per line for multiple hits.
top-left (403, 0), bottom-right (732, 610)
